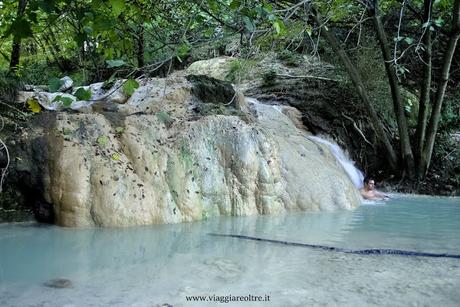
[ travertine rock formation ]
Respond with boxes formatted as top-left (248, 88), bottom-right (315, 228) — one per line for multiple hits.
top-left (15, 71), bottom-right (360, 227)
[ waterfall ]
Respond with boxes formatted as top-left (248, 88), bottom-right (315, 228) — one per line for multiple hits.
top-left (248, 98), bottom-right (364, 189)
top-left (308, 136), bottom-right (364, 189)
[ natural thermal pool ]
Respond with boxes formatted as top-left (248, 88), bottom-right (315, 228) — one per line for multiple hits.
top-left (1, 195), bottom-right (459, 306)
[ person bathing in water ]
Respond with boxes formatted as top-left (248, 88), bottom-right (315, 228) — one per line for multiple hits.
top-left (360, 177), bottom-right (390, 200)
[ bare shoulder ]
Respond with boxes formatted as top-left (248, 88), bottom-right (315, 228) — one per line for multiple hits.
top-left (360, 189), bottom-right (372, 199)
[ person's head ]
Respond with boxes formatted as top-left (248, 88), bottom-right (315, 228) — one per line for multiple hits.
top-left (363, 177), bottom-right (376, 190)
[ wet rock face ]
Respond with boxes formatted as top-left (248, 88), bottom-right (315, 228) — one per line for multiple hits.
top-left (15, 72), bottom-right (360, 227)
top-left (34, 199), bottom-right (54, 224)
top-left (186, 74), bottom-right (235, 105)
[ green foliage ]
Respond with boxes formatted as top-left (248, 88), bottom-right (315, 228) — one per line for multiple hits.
top-left (52, 95), bottom-right (73, 107)
top-left (27, 98), bottom-right (42, 113)
top-left (242, 16), bottom-right (255, 32)
top-left (74, 88), bottom-right (92, 101)
top-left (348, 38), bottom-right (397, 131)
top-left (440, 95), bottom-right (460, 132)
top-left (277, 50), bottom-right (302, 67)
top-left (67, 71), bottom-right (87, 87)
top-left (122, 79), bottom-right (139, 97)
top-left (262, 69), bottom-right (277, 87)
top-left (273, 19), bottom-right (286, 35)
top-left (102, 76), bottom-right (117, 90)
top-left (4, 17), bottom-right (33, 39)
top-left (430, 131), bottom-right (460, 190)
top-left (176, 43), bottom-right (191, 61)
top-left (230, 0), bottom-right (241, 10)
top-left (106, 59), bottom-right (126, 68)
top-left (48, 77), bottom-right (64, 93)
top-left (97, 135), bottom-right (109, 147)
top-left (111, 152), bottom-right (121, 161)
top-left (18, 60), bottom-right (62, 85)
top-left (226, 59), bottom-right (256, 83)
top-left (226, 59), bottom-right (244, 83)
top-left (115, 126), bottom-right (124, 134)
top-left (109, 0), bottom-right (126, 16)
top-left (254, 20), bottom-right (306, 53)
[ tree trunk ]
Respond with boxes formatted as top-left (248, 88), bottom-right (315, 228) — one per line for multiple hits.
top-left (9, 0), bottom-right (28, 73)
top-left (311, 8), bottom-right (399, 170)
top-left (369, 0), bottom-right (415, 177)
top-left (414, 0), bottom-right (433, 178)
top-left (419, 0), bottom-right (460, 176)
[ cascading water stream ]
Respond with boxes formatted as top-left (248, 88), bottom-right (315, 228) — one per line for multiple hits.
top-left (248, 98), bottom-right (364, 189)
top-left (307, 136), bottom-right (364, 189)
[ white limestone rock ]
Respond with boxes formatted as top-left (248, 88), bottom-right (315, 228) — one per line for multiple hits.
top-left (20, 71), bottom-right (360, 227)
top-left (58, 76), bottom-right (74, 92)
top-left (186, 56), bottom-right (235, 81)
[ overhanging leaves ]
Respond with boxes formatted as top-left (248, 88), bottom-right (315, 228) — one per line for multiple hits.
top-left (27, 98), bottom-right (41, 113)
top-left (52, 95), bottom-right (74, 107)
top-left (106, 59), bottom-right (126, 68)
top-left (4, 18), bottom-right (33, 38)
top-left (74, 88), bottom-right (92, 101)
top-left (122, 79), bottom-right (139, 97)
top-left (48, 78), bottom-right (65, 93)
top-left (109, 0), bottom-right (126, 16)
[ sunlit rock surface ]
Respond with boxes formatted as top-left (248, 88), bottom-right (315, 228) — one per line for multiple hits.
top-left (186, 56), bottom-right (235, 80)
top-left (16, 71), bottom-right (360, 227)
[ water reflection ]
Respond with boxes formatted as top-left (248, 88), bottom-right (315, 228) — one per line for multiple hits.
top-left (0, 195), bottom-right (459, 285)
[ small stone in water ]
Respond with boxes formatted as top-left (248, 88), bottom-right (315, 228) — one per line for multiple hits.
top-left (43, 278), bottom-right (73, 288)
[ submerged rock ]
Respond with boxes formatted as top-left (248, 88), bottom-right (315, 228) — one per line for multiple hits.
top-left (43, 278), bottom-right (73, 288)
top-left (12, 71), bottom-right (360, 227)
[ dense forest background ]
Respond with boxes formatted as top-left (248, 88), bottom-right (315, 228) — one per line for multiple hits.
top-left (0, 0), bottom-right (459, 192)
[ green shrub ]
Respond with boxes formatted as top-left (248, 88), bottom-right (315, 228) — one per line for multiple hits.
top-left (18, 60), bottom-right (61, 85)
top-left (262, 69), bottom-right (277, 87)
top-left (337, 38), bottom-right (397, 132)
top-left (277, 50), bottom-right (302, 67)
top-left (225, 59), bottom-right (257, 83)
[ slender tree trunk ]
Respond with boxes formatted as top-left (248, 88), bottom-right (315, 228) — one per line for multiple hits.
top-left (369, 0), bottom-right (415, 177)
top-left (311, 8), bottom-right (399, 170)
top-left (9, 0), bottom-right (28, 72)
top-left (414, 0), bottom-right (433, 178)
top-left (419, 0), bottom-right (460, 176)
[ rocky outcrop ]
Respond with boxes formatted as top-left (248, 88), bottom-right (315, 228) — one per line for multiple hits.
top-left (10, 70), bottom-right (360, 227)
top-left (184, 55), bottom-right (380, 177)
top-left (186, 57), bottom-right (235, 80)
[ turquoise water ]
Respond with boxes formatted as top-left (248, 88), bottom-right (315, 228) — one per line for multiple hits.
top-left (0, 195), bottom-right (459, 306)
